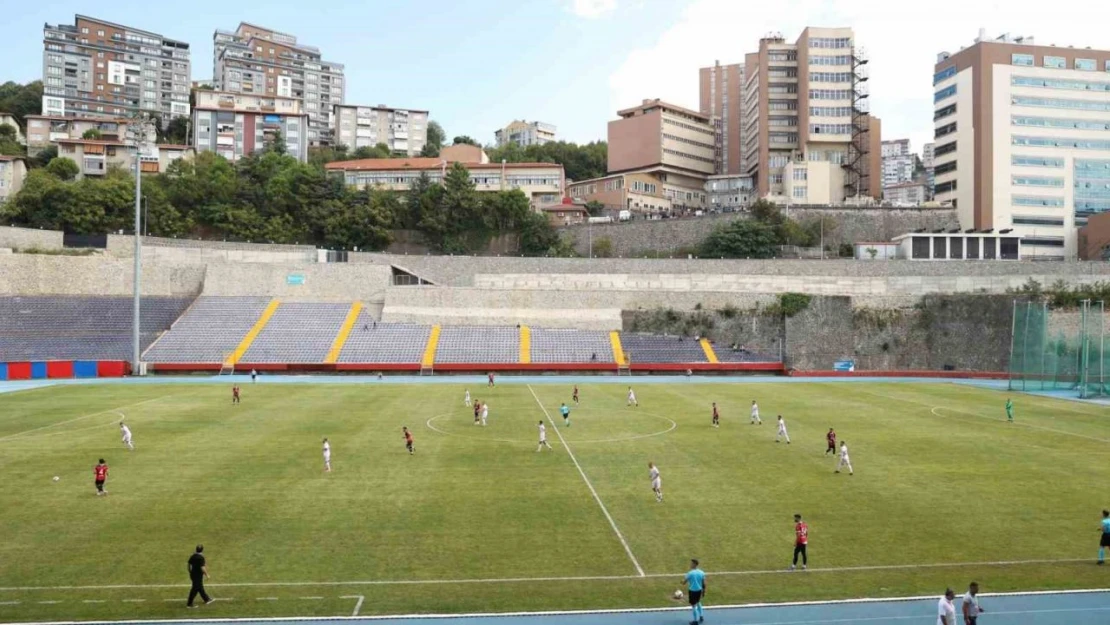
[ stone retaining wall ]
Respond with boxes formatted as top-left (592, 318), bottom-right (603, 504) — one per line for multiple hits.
top-left (0, 226), bottom-right (65, 251)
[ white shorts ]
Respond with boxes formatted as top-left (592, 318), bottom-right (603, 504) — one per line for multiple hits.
top-left (323, 453), bottom-right (331, 462)
top-left (651, 478), bottom-right (662, 490)
top-left (539, 438), bottom-right (547, 444)
top-left (778, 428), bottom-right (787, 435)
top-left (628, 395), bottom-right (636, 402)
top-left (123, 436), bottom-right (132, 443)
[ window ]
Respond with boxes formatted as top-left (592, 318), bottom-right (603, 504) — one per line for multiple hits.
top-left (935, 122), bottom-right (957, 139)
top-left (1012, 135), bottom-right (1110, 150)
top-left (792, 167), bottom-right (807, 181)
top-left (1012, 115), bottom-right (1110, 131)
top-left (1012, 53), bottom-right (1034, 66)
top-left (1022, 236), bottom-right (1065, 247)
top-left (81, 27), bottom-right (89, 34)
top-left (769, 174), bottom-right (784, 185)
top-left (950, 237), bottom-right (964, 259)
top-left (934, 85), bottom-right (957, 102)
top-left (1013, 216), bottom-right (1064, 226)
top-left (1013, 175), bottom-right (1064, 187)
top-left (911, 236), bottom-right (930, 259)
top-left (810, 55), bottom-right (851, 65)
top-left (792, 186), bottom-right (807, 198)
top-left (97, 29), bottom-right (105, 37)
top-left (809, 37), bottom-right (851, 48)
top-left (1012, 195), bottom-right (1065, 207)
top-left (935, 103), bottom-right (957, 121)
top-left (935, 180), bottom-right (958, 194)
top-left (933, 66), bottom-right (957, 84)
top-left (934, 141), bottom-right (957, 157)
top-left (1043, 56), bottom-right (1066, 69)
top-left (933, 238), bottom-right (947, 259)
top-left (1077, 58), bottom-right (1097, 71)
top-left (809, 89), bottom-right (852, 100)
top-left (1013, 95), bottom-right (1110, 112)
top-left (1012, 155), bottom-right (1064, 168)
top-left (934, 161), bottom-right (957, 175)
top-left (1013, 75), bottom-right (1110, 92)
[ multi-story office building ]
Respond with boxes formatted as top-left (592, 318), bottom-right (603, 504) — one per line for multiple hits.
top-left (706, 173), bottom-right (754, 210)
top-left (933, 30), bottom-right (1110, 259)
top-left (327, 158), bottom-right (564, 208)
top-left (700, 61), bottom-right (744, 175)
top-left (333, 104), bottom-right (428, 156)
top-left (191, 90), bottom-right (309, 162)
top-left (41, 15), bottom-right (191, 122)
top-left (607, 98), bottom-right (714, 212)
top-left (740, 27), bottom-right (881, 203)
top-left (24, 114), bottom-right (131, 156)
top-left (212, 23), bottom-right (343, 146)
top-left (881, 138), bottom-right (915, 187)
top-left (494, 120), bottom-right (556, 147)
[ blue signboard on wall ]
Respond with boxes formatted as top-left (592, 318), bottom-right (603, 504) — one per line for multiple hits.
top-left (833, 360), bottom-right (855, 372)
top-left (264, 114), bottom-right (281, 124)
top-left (286, 273), bottom-right (306, 286)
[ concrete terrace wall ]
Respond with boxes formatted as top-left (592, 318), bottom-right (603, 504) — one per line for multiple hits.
top-left (0, 255), bottom-right (205, 296)
top-left (106, 235), bottom-right (317, 264)
top-left (202, 263), bottom-right (392, 302)
top-left (559, 207), bottom-right (960, 258)
top-left (0, 226), bottom-right (65, 251)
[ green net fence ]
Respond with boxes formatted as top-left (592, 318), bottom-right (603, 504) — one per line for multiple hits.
top-left (1009, 300), bottom-right (1107, 397)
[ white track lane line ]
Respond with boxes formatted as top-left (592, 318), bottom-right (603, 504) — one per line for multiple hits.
top-left (527, 384), bottom-right (645, 577)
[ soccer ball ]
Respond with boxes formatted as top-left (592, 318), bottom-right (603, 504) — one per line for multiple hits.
top-left (673, 590), bottom-right (684, 601)
top-left (52, 476), bottom-right (60, 482)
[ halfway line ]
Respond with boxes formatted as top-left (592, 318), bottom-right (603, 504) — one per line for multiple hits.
top-left (527, 384), bottom-right (645, 577)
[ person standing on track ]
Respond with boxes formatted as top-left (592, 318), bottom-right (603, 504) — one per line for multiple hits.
top-left (488, 372), bottom-right (495, 387)
top-left (250, 369), bottom-right (257, 383)
top-left (962, 582), bottom-right (984, 625)
top-left (790, 514), bottom-right (808, 570)
top-left (1099, 509), bottom-right (1110, 565)
top-left (682, 558), bottom-right (706, 625)
top-left (186, 545), bottom-right (212, 607)
top-left (937, 588), bottom-right (956, 625)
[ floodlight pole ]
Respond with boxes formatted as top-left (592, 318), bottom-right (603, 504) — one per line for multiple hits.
top-left (129, 115), bottom-right (153, 376)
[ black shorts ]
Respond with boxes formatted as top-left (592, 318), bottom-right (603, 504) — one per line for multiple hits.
top-left (95, 479), bottom-right (105, 491)
top-left (967, 617), bottom-right (977, 625)
top-left (688, 590), bottom-right (703, 606)
top-left (1100, 532), bottom-right (1110, 547)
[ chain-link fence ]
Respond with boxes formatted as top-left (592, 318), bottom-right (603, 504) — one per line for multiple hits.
top-left (1008, 300), bottom-right (1107, 398)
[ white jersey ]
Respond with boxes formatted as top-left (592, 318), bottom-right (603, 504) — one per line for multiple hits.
top-left (465, 391), bottom-right (471, 401)
top-left (840, 444), bottom-right (849, 460)
top-left (120, 425), bottom-right (132, 440)
top-left (323, 442), bottom-right (331, 458)
top-left (936, 597), bottom-right (955, 625)
top-left (628, 390), bottom-right (636, 400)
top-left (538, 424), bottom-right (547, 441)
top-left (751, 404), bottom-right (759, 417)
top-left (777, 419), bottom-right (787, 432)
top-left (482, 404), bottom-right (489, 418)
top-left (649, 466), bottom-right (661, 486)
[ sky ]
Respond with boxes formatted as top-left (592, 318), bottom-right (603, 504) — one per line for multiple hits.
top-left (5, 0), bottom-right (1110, 154)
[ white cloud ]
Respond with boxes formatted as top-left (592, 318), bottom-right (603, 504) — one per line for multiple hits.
top-left (569, 0), bottom-right (618, 19)
top-left (610, 0), bottom-right (1110, 155)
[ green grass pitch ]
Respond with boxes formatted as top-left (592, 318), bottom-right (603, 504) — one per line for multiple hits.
top-left (0, 380), bottom-right (1107, 622)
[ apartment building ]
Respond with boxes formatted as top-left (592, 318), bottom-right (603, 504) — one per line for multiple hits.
top-left (740, 27), bottom-right (881, 203)
top-left (41, 15), bottom-right (190, 122)
top-left (881, 138), bottom-right (915, 187)
top-left (883, 180), bottom-right (928, 205)
top-left (24, 114), bottom-right (131, 156)
top-left (326, 158), bottom-right (564, 208)
top-left (54, 138), bottom-right (191, 178)
top-left (0, 157), bottom-right (28, 204)
top-left (213, 23), bottom-right (344, 146)
top-left (933, 30), bottom-right (1110, 259)
top-left (700, 61), bottom-right (744, 175)
top-left (192, 90), bottom-right (309, 162)
top-left (333, 104), bottom-right (428, 156)
top-left (494, 120), bottom-right (557, 147)
top-left (607, 98), bottom-right (715, 212)
top-left (922, 141), bottom-right (936, 199)
top-left (567, 172), bottom-right (675, 215)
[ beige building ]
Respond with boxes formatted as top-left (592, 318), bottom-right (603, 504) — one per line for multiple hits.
top-left (0, 113), bottom-right (26, 145)
top-left (541, 201), bottom-right (588, 227)
top-left (326, 158), bottom-right (564, 208)
top-left (700, 61), bottom-right (744, 175)
top-left (494, 120), bottom-right (556, 147)
top-left (933, 30), bottom-right (1110, 260)
top-left (333, 104), bottom-right (428, 156)
top-left (192, 90), bottom-right (309, 162)
top-left (55, 137), bottom-right (192, 178)
top-left (24, 115), bottom-right (131, 156)
top-left (213, 23), bottom-right (343, 146)
top-left (567, 172), bottom-right (675, 215)
top-left (607, 98), bottom-right (714, 213)
top-left (741, 27), bottom-right (881, 203)
top-left (883, 180), bottom-right (928, 206)
top-left (440, 143), bottom-right (488, 164)
top-left (0, 156), bottom-right (28, 204)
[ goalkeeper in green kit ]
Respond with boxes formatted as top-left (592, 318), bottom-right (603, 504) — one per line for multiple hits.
top-left (1005, 398), bottom-right (1013, 423)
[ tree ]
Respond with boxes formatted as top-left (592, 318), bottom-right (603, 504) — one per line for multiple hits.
top-left (421, 120), bottom-right (445, 157)
top-left (452, 135), bottom-right (479, 146)
top-left (585, 200), bottom-right (604, 216)
top-left (31, 146), bottom-right (57, 169)
top-left (45, 157), bottom-right (80, 181)
top-left (699, 219), bottom-right (779, 259)
top-left (485, 140), bottom-right (607, 182)
top-left (82, 128), bottom-right (103, 140)
top-left (0, 124), bottom-right (22, 156)
top-left (160, 116), bottom-right (190, 145)
top-left (264, 130), bottom-right (287, 155)
top-left (0, 81), bottom-right (43, 128)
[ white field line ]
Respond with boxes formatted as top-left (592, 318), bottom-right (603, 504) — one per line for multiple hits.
top-left (2, 589), bottom-right (1109, 625)
top-left (0, 557), bottom-right (1089, 593)
top-left (0, 395), bottom-right (177, 443)
top-left (339, 594), bottom-right (363, 616)
top-left (527, 384), bottom-right (645, 577)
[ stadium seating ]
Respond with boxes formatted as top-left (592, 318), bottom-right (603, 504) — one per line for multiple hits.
top-left (338, 311), bottom-right (431, 364)
top-left (0, 296), bottom-right (192, 361)
top-left (143, 296), bottom-right (271, 363)
top-left (435, 326), bottom-right (520, 363)
top-left (241, 302), bottom-right (351, 363)
top-left (620, 334), bottom-right (709, 363)
top-left (715, 344), bottom-right (781, 363)
top-left (530, 328), bottom-right (614, 363)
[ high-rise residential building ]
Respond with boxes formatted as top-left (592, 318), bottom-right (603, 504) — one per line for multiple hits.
top-left (604, 98), bottom-right (714, 213)
top-left (740, 27), bottom-right (881, 204)
top-left (922, 142), bottom-right (936, 199)
top-left (932, 30), bottom-right (1110, 259)
top-left (41, 15), bottom-right (191, 122)
top-left (333, 104), bottom-right (428, 156)
top-left (699, 61), bottom-right (744, 175)
top-left (495, 120), bottom-right (556, 147)
top-left (881, 138), bottom-right (915, 188)
top-left (212, 23), bottom-right (344, 146)
top-left (191, 90), bottom-right (309, 162)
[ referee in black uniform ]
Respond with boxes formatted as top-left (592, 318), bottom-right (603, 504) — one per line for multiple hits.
top-left (186, 545), bottom-right (212, 607)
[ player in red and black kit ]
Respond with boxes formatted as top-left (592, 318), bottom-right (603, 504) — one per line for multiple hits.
top-left (712, 402), bottom-right (720, 428)
top-left (790, 513), bottom-right (808, 570)
top-left (826, 428), bottom-right (836, 455)
top-left (488, 372), bottom-right (495, 387)
top-left (473, 401), bottom-right (481, 425)
top-left (403, 427), bottom-right (415, 455)
top-left (572, 385), bottom-right (579, 405)
top-left (232, 385), bottom-right (240, 404)
top-left (93, 459), bottom-right (108, 496)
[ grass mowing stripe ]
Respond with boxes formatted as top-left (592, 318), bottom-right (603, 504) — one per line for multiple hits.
top-left (0, 394), bottom-right (178, 442)
top-left (527, 384), bottom-right (645, 577)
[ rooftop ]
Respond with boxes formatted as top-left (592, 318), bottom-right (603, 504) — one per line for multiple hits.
top-left (339, 104), bottom-right (430, 115)
top-left (325, 158), bottom-right (563, 172)
top-left (617, 99), bottom-right (710, 122)
top-left (54, 138), bottom-right (128, 146)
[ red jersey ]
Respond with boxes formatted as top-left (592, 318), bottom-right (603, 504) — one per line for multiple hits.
top-left (712, 406), bottom-right (719, 418)
top-left (404, 431), bottom-right (414, 443)
top-left (573, 386), bottom-right (579, 396)
top-left (94, 464), bottom-right (108, 481)
top-left (827, 431), bottom-right (836, 446)
top-left (233, 386), bottom-right (240, 396)
top-left (795, 521), bottom-right (808, 545)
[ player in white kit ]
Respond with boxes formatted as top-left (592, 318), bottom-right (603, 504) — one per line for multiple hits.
top-left (627, 387), bottom-right (638, 407)
top-left (120, 422), bottom-right (134, 450)
top-left (648, 461), bottom-right (663, 502)
top-left (836, 440), bottom-right (853, 475)
top-left (775, 415), bottom-right (790, 444)
top-left (322, 438), bottom-right (331, 472)
top-left (464, 389), bottom-right (471, 407)
top-left (750, 400), bottom-right (762, 425)
top-left (480, 402), bottom-right (489, 426)
top-left (536, 420), bottom-right (553, 451)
